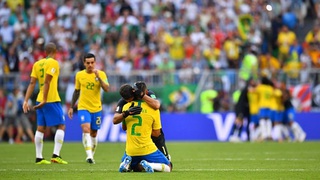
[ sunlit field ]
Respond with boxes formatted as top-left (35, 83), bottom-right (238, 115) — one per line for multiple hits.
top-left (1, 141), bottom-right (320, 179)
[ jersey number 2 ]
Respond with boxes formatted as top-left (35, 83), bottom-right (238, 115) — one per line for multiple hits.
top-left (131, 115), bottom-right (142, 136)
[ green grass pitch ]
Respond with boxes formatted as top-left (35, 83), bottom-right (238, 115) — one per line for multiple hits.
top-left (1, 141), bottom-right (320, 179)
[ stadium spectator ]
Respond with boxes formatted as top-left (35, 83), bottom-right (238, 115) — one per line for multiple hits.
top-left (200, 86), bottom-right (218, 114)
top-left (0, 90), bottom-right (17, 144)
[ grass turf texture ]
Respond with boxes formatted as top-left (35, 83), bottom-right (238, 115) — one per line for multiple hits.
top-left (1, 142), bottom-right (319, 179)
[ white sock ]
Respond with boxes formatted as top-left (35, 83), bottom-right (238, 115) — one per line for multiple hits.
top-left (291, 122), bottom-right (304, 140)
top-left (252, 126), bottom-right (262, 141)
top-left (91, 136), bottom-right (97, 157)
top-left (273, 124), bottom-right (282, 141)
top-left (149, 162), bottom-right (171, 172)
top-left (53, 129), bottom-right (65, 156)
top-left (83, 133), bottom-right (93, 159)
top-left (35, 131), bottom-right (44, 158)
top-left (281, 125), bottom-right (290, 140)
top-left (266, 119), bottom-right (272, 138)
top-left (259, 119), bottom-right (267, 140)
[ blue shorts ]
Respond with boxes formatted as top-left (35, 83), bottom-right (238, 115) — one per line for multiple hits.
top-left (121, 150), bottom-right (170, 169)
top-left (250, 114), bottom-right (259, 125)
top-left (283, 107), bottom-right (295, 124)
top-left (77, 110), bottom-right (102, 130)
top-left (36, 102), bottom-right (65, 127)
top-left (272, 111), bottom-right (284, 123)
top-left (259, 108), bottom-right (271, 119)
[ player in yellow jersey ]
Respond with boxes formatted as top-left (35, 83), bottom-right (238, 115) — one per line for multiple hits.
top-left (270, 80), bottom-right (285, 142)
top-left (251, 77), bottom-right (274, 141)
top-left (115, 84), bottom-right (171, 173)
top-left (247, 83), bottom-right (260, 141)
top-left (67, 53), bottom-right (109, 164)
top-left (22, 42), bottom-right (67, 165)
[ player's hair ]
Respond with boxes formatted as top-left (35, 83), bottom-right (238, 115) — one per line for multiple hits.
top-left (119, 84), bottom-right (134, 100)
top-left (133, 81), bottom-right (146, 92)
top-left (83, 53), bottom-right (96, 62)
top-left (45, 43), bottom-right (56, 55)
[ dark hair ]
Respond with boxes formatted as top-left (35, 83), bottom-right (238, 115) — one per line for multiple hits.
top-left (133, 81), bottom-right (146, 92)
top-left (83, 53), bottom-right (95, 62)
top-left (119, 84), bottom-right (134, 100)
top-left (45, 42), bottom-right (56, 55)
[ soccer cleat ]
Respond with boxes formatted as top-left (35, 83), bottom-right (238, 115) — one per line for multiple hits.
top-left (35, 158), bottom-right (51, 165)
top-left (119, 156), bottom-right (132, 173)
top-left (140, 160), bottom-right (154, 173)
top-left (86, 158), bottom-right (95, 164)
top-left (229, 135), bottom-right (241, 143)
top-left (51, 156), bottom-right (68, 164)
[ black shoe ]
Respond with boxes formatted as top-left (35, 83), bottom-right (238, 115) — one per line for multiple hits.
top-left (86, 158), bottom-right (95, 164)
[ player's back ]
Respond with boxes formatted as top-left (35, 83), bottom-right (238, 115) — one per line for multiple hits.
top-left (271, 89), bottom-right (284, 111)
top-left (31, 58), bottom-right (61, 102)
top-left (256, 84), bottom-right (273, 109)
top-left (248, 90), bottom-right (259, 115)
top-left (123, 100), bottom-right (161, 156)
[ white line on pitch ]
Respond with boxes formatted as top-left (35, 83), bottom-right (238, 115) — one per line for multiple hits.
top-left (0, 168), bottom-right (318, 172)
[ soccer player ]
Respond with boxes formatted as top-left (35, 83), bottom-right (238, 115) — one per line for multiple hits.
top-left (251, 76), bottom-right (274, 141)
top-left (114, 84), bottom-right (171, 173)
top-left (23, 42), bottom-right (67, 165)
top-left (113, 81), bottom-right (171, 162)
top-left (270, 81), bottom-right (285, 142)
top-left (229, 78), bottom-right (255, 142)
top-left (67, 53), bottom-right (109, 164)
top-left (281, 84), bottom-right (306, 142)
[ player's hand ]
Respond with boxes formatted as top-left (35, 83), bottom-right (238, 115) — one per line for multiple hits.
top-left (133, 81), bottom-right (146, 99)
top-left (122, 105), bottom-right (142, 118)
top-left (93, 69), bottom-right (99, 78)
top-left (33, 101), bottom-right (46, 110)
top-left (134, 89), bottom-right (145, 99)
top-left (22, 101), bottom-right (30, 113)
top-left (68, 108), bottom-right (73, 119)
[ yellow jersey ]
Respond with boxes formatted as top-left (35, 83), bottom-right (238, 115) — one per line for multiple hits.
top-left (31, 57), bottom-right (61, 102)
top-left (123, 100), bottom-right (161, 156)
top-left (248, 90), bottom-right (259, 115)
top-left (75, 70), bottom-right (108, 113)
top-left (256, 84), bottom-right (273, 109)
top-left (271, 89), bottom-right (284, 111)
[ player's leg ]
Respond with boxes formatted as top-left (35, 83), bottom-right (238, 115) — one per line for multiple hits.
top-left (34, 106), bottom-right (50, 164)
top-left (229, 114), bottom-right (243, 142)
top-left (44, 102), bottom-right (67, 164)
top-left (140, 150), bottom-right (171, 172)
top-left (119, 152), bottom-right (132, 172)
top-left (249, 114), bottom-right (260, 142)
top-left (287, 107), bottom-right (306, 142)
top-left (78, 110), bottom-right (94, 163)
top-left (272, 111), bottom-right (283, 142)
top-left (151, 128), bottom-right (171, 161)
top-left (90, 111), bottom-right (102, 161)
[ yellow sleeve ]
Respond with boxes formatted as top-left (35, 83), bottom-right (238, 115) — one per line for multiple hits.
top-left (99, 71), bottom-right (109, 84)
top-left (46, 60), bottom-right (59, 77)
top-left (152, 110), bottom-right (162, 130)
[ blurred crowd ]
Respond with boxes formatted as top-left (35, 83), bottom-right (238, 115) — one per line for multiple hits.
top-left (1, 0), bottom-right (320, 143)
